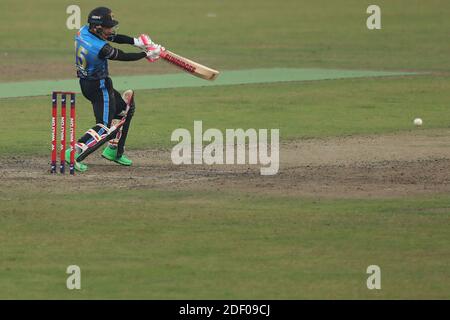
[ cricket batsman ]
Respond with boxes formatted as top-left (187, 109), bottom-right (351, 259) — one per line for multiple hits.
top-left (69, 7), bottom-right (162, 172)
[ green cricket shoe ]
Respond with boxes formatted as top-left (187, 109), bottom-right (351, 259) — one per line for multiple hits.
top-left (65, 148), bottom-right (88, 172)
top-left (115, 154), bottom-right (133, 166)
top-left (102, 146), bottom-right (133, 166)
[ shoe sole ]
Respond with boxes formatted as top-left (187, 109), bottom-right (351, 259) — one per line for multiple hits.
top-left (113, 158), bottom-right (132, 166)
top-left (102, 154), bottom-right (132, 166)
top-left (101, 154), bottom-right (116, 162)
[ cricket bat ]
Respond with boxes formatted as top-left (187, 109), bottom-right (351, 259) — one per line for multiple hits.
top-left (140, 35), bottom-right (219, 81)
top-left (159, 50), bottom-right (220, 81)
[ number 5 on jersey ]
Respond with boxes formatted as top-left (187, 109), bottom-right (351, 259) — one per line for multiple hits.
top-left (76, 44), bottom-right (88, 70)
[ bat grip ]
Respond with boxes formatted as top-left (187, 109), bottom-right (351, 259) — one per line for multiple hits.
top-left (140, 35), bottom-right (166, 62)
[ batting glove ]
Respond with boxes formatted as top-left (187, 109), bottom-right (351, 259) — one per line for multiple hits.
top-left (145, 44), bottom-right (165, 62)
top-left (133, 34), bottom-right (152, 50)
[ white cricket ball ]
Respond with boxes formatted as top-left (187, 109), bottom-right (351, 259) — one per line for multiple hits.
top-left (414, 118), bottom-right (423, 126)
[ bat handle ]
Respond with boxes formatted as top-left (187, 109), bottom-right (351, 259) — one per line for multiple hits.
top-left (140, 35), bottom-right (166, 62)
top-left (145, 48), bottom-right (167, 63)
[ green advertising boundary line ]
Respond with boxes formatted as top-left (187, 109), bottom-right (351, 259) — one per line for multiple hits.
top-left (0, 68), bottom-right (422, 99)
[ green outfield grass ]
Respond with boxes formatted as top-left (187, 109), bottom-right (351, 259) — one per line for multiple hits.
top-left (0, 0), bottom-right (449, 299)
top-left (1, 0), bottom-right (450, 82)
top-left (0, 188), bottom-right (449, 299)
top-left (1, 75), bottom-right (450, 156)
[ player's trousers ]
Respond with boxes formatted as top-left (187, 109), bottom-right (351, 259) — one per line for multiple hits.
top-left (78, 77), bottom-right (134, 158)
